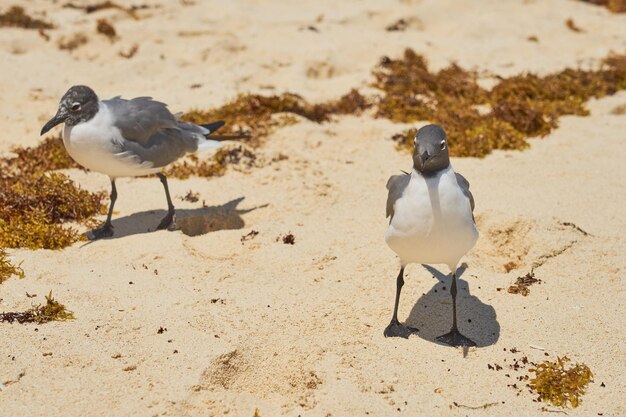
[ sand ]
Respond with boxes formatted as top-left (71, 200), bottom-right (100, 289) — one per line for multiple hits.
top-left (1, 0), bottom-right (625, 416)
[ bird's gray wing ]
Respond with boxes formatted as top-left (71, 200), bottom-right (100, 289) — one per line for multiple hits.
top-left (104, 96), bottom-right (179, 144)
top-left (105, 97), bottom-right (210, 168)
top-left (386, 173), bottom-right (411, 219)
top-left (455, 172), bottom-right (475, 212)
top-left (116, 128), bottom-right (201, 168)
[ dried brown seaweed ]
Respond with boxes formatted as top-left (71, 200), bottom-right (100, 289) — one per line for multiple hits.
top-left (165, 145), bottom-right (257, 179)
top-left (0, 135), bottom-right (80, 175)
top-left (565, 18), bottom-right (584, 33)
top-left (181, 89), bottom-right (371, 144)
top-left (507, 270), bottom-right (541, 296)
top-left (378, 49), bottom-right (626, 157)
top-left (0, 173), bottom-right (105, 249)
top-left (58, 33), bottom-right (89, 51)
top-left (0, 6), bottom-right (54, 30)
top-left (96, 18), bottom-right (116, 39)
top-left (63, 1), bottom-right (147, 20)
top-left (0, 136), bottom-right (104, 249)
top-left (578, 0), bottom-right (626, 13)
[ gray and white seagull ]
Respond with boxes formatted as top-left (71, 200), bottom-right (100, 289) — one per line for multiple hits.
top-left (384, 124), bottom-right (479, 347)
top-left (41, 85), bottom-right (229, 239)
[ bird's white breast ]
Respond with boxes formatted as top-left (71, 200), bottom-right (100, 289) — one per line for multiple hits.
top-left (63, 102), bottom-right (159, 178)
top-left (385, 166), bottom-right (478, 270)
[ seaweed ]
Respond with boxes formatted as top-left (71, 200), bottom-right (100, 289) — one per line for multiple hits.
top-left (386, 18), bottom-right (409, 32)
top-left (507, 270), bottom-right (541, 296)
top-left (165, 145), bottom-right (257, 179)
top-left (529, 356), bottom-right (593, 408)
top-left (490, 60), bottom-right (626, 137)
top-left (0, 137), bottom-right (105, 249)
top-left (240, 230), bottom-right (259, 244)
top-left (377, 49), bottom-right (626, 157)
top-left (565, 18), bottom-right (584, 33)
top-left (58, 33), bottom-right (89, 51)
top-left (578, 0), bottom-right (626, 12)
top-left (0, 172), bottom-right (105, 249)
top-left (0, 291), bottom-right (74, 324)
top-left (96, 18), bottom-right (116, 40)
top-left (276, 233), bottom-right (295, 245)
top-left (0, 248), bottom-right (24, 284)
top-left (180, 190), bottom-right (199, 203)
top-left (0, 136), bottom-right (105, 249)
top-left (63, 1), bottom-right (147, 20)
top-left (0, 135), bottom-right (80, 175)
top-left (0, 6), bottom-right (54, 30)
top-left (181, 89), bottom-right (371, 144)
top-left (373, 49), bottom-right (487, 123)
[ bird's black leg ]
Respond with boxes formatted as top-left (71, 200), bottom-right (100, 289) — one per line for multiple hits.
top-left (384, 267), bottom-right (417, 338)
top-left (436, 272), bottom-right (476, 347)
top-left (91, 179), bottom-right (117, 239)
top-left (156, 173), bottom-right (176, 230)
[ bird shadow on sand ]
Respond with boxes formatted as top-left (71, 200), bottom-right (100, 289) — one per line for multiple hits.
top-left (404, 264), bottom-right (500, 348)
top-left (82, 197), bottom-right (266, 242)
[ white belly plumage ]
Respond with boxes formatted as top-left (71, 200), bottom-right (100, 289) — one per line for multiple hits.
top-left (385, 167), bottom-right (478, 270)
top-left (62, 102), bottom-right (160, 178)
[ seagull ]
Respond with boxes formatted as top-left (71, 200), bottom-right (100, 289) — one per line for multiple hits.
top-left (40, 85), bottom-right (229, 239)
top-left (384, 124), bottom-right (479, 347)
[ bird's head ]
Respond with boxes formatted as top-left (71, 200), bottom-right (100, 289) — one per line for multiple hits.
top-left (412, 124), bottom-right (450, 176)
top-left (41, 85), bottom-right (99, 135)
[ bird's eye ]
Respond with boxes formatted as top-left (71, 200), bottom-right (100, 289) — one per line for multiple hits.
top-left (71, 103), bottom-right (81, 111)
top-left (440, 140), bottom-right (446, 151)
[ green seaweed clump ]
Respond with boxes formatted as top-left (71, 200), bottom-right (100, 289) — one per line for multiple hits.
top-left (182, 89), bottom-right (371, 143)
top-left (0, 6), bottom-right (54, 29)
top-left (0, 248), bottom-right (24, 284)
top-left (529, 356), bottom-right (593, 408)
top-left (0, 172), bottom-right (105, 249)
top-left (377, 49), bottom-right (626, 157)
top-left (0, 291), bottom-right (74, 324)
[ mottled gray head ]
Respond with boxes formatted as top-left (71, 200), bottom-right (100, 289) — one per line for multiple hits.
top-left (40, 85), bottom-right (99, 135)
top-left (412, 124), bottom-right (450, 176)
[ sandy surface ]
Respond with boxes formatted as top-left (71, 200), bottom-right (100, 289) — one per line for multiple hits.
top-left (1, 0), bottom-right (625, 416)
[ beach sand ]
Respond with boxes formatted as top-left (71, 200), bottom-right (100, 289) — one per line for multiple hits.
top-left (0, 0), bottom-right (625, 416)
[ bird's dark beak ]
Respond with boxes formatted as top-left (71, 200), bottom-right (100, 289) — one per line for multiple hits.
top-left (40, 109), bottom-right (68, 135)
top-left (420, 151), bottom-right (430, 166)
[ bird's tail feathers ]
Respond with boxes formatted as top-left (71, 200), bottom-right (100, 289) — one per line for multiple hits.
top-left (201, 120), bottom-right (225, 135)
top-left (197, 138), bottom-right (223, 151)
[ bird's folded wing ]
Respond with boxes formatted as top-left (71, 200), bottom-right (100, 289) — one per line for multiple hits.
top-left (116, 128), bottom-right (200, 168)
top-left (105, 96), bottom-right (178, 144)
top-left (455, 172), bottom-right (474, 212)
top-left (386, 173), bottom-right (411, 219)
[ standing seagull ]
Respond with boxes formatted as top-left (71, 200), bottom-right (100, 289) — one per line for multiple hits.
top-left (41, 85), bottom-right (227, 239)
top-left (384, 124), bottom-right (478, 347)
